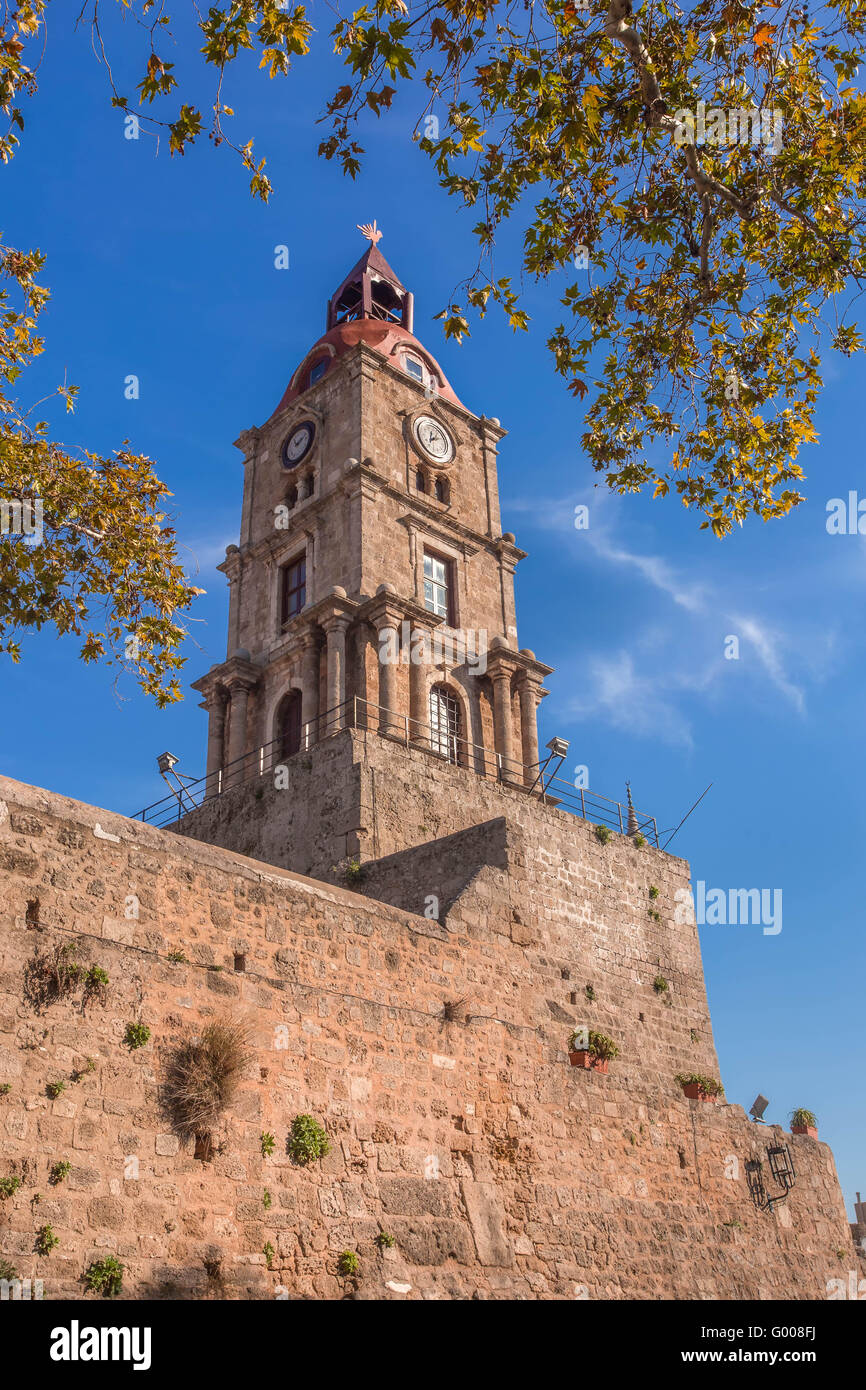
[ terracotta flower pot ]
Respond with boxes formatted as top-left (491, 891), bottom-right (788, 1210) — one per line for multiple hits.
top-left (792, 1124), bottom-right (818, 1138)
top-left (569, 1050), bottom-right (609, 1072)
top-left (681, 1082), bottom-right (716, 1102)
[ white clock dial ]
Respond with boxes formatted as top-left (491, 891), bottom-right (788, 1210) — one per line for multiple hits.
top-left (414, 415), bottom-right (453, 463)
top-left (283, 422), bottom-right (315, 467)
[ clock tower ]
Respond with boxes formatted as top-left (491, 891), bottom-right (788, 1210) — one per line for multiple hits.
top-left (187, 231), bottom-right (553, 869)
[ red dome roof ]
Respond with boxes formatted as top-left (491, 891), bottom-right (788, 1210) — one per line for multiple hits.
top-left (267, 317), bottom-right (464, 420)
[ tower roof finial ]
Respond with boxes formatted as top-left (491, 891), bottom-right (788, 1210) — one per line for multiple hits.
top-left (357, 219), bottom-right (383, 246)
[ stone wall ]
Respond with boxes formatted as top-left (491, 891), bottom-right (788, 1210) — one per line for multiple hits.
top-left (0, 773), bottom-right (860, 1301)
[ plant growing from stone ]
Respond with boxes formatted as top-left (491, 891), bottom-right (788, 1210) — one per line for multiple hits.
top-left (675, 1072), bottom-right (725, 1098)
top-left (0, 1083), bottom-right (11, 1095)
top-left (23, 941), bottom-right (84, 1011)
top-left (35, 1224), bottom-right (59, 1256)
top-left (288, 1114), bottom-right (330, 1166)
top-left (649, 885), bottom-right (660, 900)
top-left (633, 833), bottom-right (647, 848)
top-left (162, 1019), bottom-right (252, 1139)
top-left (584, 984), bottom-right (596, 1002)
top-left (791, 1108), bottom-right (818, 1130)
top-left (569, 1030), bottom-right (620, 1062)
top-left (337, 1250), bottom-right (359, 1277)
top-left (648, 908), bottom-right (661, 923)
top-left (653, 975), bottom-right (669, 995)
top-left (84, 1255), bottom-right (124, 1298)
top-left (260, 1132), bottom-right (276, 1158)
top-left (262, 1189), bottom-right (272, 1210)
top-left (82, 965), bottom-right (109, 1009)
top-left (263, 1240), bottom-right (276, 1269)
top-left (49, 1160), bottom-right (71, 1186)
top-left (343, 857), bottom-right (365, 884)
top-left (0, 1176), bottom-right (21, 1200)
top-left (594, 824), bottom-right (612, 845)
top-left (375, 1232), bottom-right (395, 1250)
top-left (123, 1022), bottom-right (150, 1051)
top-left (0, 1258), bottom-right (17, 1281)
top-left (167, 949), bottom-right (187, 964)
top-left (46, 1080), bottom-right (65, 1098)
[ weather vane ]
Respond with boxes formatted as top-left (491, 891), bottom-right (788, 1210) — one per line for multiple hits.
top-left (357, 220), bottom-right (383, 246)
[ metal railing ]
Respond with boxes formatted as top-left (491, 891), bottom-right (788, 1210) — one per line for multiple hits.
top-left (133, 695), bottom-right (659, 845)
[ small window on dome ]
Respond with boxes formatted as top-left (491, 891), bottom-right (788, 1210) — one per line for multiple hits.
top-left (405, 356), bottom-right (425, 382)
top-left (308, 358), bottom-right (327, 386)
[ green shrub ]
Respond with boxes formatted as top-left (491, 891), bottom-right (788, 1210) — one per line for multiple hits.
top-left (568, 1030), bottom-right (619, 1061)
top-left (584, 984), bottom-right (596, 1002)
top-left (790, 1107), bottom-right (818, 1129)
top-left (633, 833), bottom-right (646, 848)
top-left (594, 824), bottom-right (612, 845)
top-left (82, 965), bottom-right (109, 1007)
top-left (0, 1083), bottom-right (11, 1095)
top-left (0, 1176), bottom-right (21, 1200)
top-left (675, 1072), bottom-right (725, 1097)
top-left (49, 1161), bottom-right (71, 1186)
top-left (337, 1250), bottom-right (359, 1277)
top-left (167, 949), bottom-right (187, 964)
top-left (288, 1114), bottom-right (330, 1166)
top-left (375, 1232), bottom-right (395, 1249)
top-left (0, 1258), bottom-right (17, 1280)
top-left (261, 1132), bottom-right (276, 1158)
top-left (123, 1022), bottom-right (150, 1051)
top-left (263, 1189), bottom-right (272, 1210)
top-left (648, 908), bottom-right (661, 923)
top-left (648, 885), bottom-right (660, 900)
top-left (653, 974), bottom-right (669, 994)
top-left (35, 1224), bottom-right (59, 1256)
top-left (46, 1080), bottom-right (65, 1099)
top-left (343, 857), bottom-right (365, 884)
top-left (263, 1241), bottom-right (276, 1270)
top-left (84, 1256), bottom-right (124, 1298)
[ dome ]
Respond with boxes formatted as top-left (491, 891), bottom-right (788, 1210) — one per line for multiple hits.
top-left (267, 240), bottom-right (464, 418)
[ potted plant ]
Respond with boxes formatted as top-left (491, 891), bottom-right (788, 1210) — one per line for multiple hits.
top-left (790, 1107), bottom-right (818, 1138)
top-left (675, 1072), bottom-right (725, 1102)
top-left (569, 1030), bottom-right (619, 1073)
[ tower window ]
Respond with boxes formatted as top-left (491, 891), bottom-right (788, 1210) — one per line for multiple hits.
top-left (277, 687), bottom-right (303, 759)
top-left (423, 550), bottom-right (454, 624)
top-left (434, 477), bottom-right (448, 504)
top-left (280, 556), bottom-right (306, 627)
top-left (415, 469), bottom-right (427, 493)
top-left (308, 358), bottom-right (327, 386)
top-left (429, 684), bottom-right (461, 764)
top-left (405, 356), bottom-right (424, 382)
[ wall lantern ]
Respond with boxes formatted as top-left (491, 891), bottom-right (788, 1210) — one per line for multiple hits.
top-left (746, 1144), bottom-right (796, 1212)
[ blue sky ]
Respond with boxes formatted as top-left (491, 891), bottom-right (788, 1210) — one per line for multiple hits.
top-left (3, 13), bottom-right (864, 1218)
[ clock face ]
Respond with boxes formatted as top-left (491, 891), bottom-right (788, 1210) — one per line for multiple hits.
top-left (282, 421), bottom-right (315, 468)
top-left (414, 415), bottom-right (454, 464)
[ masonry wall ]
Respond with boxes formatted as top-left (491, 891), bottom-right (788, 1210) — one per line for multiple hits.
top-left (0, 774), bottom-right (859, 1301)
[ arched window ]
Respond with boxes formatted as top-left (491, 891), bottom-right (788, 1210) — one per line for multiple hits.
top-left (415, 469), bottom-right (427, 493)
top-left (429, 684), bottom-right (461, 764)
top-left (434, 476), bottom-right (448, 503)
top-left (277, 689), bottom-right (303, 761)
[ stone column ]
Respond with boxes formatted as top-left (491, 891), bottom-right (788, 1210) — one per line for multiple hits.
top-left (518, 676), bottom-right (542, 787)
top-left (226, 679), bottom-right (253, 787)
top-left (323, 613), bottom-right (351, 733)
top-left (204, 688), bottom-right (228, 797)
top-left (299, 629), bottom-right (320, 749)
top-left (409, 623), bottom-right (428, 744)
top-left (491, 670), bottom-right (516, 780)
top-left (373, 613), bottom-right (401, 736)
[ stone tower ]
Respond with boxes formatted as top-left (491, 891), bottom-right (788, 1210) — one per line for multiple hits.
top-left (190, 235), bottom-right (553, 815)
